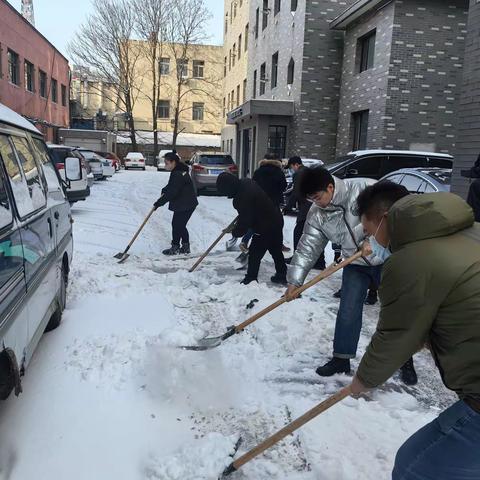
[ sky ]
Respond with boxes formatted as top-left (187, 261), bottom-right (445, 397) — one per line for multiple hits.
top-left (9, 0), bottom-right (224, 60)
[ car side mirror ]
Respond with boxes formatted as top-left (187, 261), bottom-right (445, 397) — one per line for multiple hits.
top-left (65, 157), bottom-right (82, 181)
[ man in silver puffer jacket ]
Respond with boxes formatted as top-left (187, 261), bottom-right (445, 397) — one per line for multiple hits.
top-left (285, 167), bottom-right (383, 377)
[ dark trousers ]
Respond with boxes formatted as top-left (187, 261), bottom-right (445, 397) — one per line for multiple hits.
top-left (247, 231), bottom-right (287, 280)
top-left (172, 208), bottom-right (195, 245)
top-left (294, 220), bottom-right (326, 270)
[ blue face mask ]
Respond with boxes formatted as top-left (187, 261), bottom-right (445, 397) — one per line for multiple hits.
top-left (370, 217), bottom-right (392, 262)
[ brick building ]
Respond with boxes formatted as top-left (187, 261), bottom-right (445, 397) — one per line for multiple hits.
top-left (0, 0), bottom-right (70, 142)
top-left (332, 0), bottom-right (469, 157)
top-left (451, 0), bottom-right (480, 199)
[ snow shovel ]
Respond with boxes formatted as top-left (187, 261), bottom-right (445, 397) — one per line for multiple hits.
top-left (181, 250), bottom-right (364, 351)
top-left (189, 216), bottom-right (239, 273)
top-left (114, 207), bottom-right (156, 263)
top-left (221, 385), bottom-right (352, 477)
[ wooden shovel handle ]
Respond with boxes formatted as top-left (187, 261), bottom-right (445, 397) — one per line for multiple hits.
top-left (189, 216), bottom-right (239, 273)
top-left (231, 385), bottom-right (352, 471)
top-left (124, 207), bottom-right (156, 254)
top-left (235, 250), bottom-right (364, 332)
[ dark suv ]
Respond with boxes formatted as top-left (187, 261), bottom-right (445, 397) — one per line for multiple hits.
top-left (327, 150), bottom-right (453, 180)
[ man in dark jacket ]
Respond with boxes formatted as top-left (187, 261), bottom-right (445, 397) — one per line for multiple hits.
top-left (462, 154), bottom-right (480, 222)
top-left (350, 181), bottom-right (480, 479)
top-left (252, 154), bottom-right (287, 208)
top-left (217, 172), bottom-right (287, 285)
top-left (284, 157), bottom-right (326, 270)
top-left (154, 152), bottom-right (198, 255)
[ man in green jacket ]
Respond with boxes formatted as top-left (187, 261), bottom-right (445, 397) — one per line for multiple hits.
top-left (350, 181), bottom-right (480, 479)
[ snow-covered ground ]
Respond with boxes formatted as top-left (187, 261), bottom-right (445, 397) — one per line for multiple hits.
top-left (0, 169), bottom-right (455, 480)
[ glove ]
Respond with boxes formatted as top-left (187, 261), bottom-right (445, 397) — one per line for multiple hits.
top-left (153, 198), bottom-right (163, 210)
top-left (223, 221), bottom-right (237, 234)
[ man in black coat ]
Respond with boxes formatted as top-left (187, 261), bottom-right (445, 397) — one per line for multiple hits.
top-left (252, 154), bottom-right (288, 207)
top-left (462, 155), bottom-right (480, 222)
top-left (217, 172), bottom-right (287, 285)
top-left (284, 157), bottom-right (326, 270)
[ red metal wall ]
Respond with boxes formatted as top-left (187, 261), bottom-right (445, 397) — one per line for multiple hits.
top-left (0, 0), bottom-right (70, 141)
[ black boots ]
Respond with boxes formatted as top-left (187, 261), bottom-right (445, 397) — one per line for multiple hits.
top-left (270, 274), bottom-right (288, 285)
top-left (179, 243), bottom-right (190, 254)
top-left (162, 244), bottom-right (180, 255)
top-left (316, 357), bottom-right (351, 377)
top-left (240, 276), bottom-right (257, 285)
top-left (400, 358), bottom-right (418, 386)
top-left (365, 289), bottom-right (378, 305)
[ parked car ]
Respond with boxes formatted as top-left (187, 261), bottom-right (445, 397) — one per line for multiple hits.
top-left (157, 150), bottom-right (179, 171)
top-left (189, 152), bottom-right (238, 194)
top-left (0, 102), bottom-right (79, 400)
top-left (381, 167), bottom-right (451, 193)
top-left (47, 145), bottom-right (91, 203)
top-left (77, 149), bottom-right (105, 180)
top-left (95, 151), bottom-right (121, 171)
top-left (100, 158), bottom-right (115, 178)
top-left (326, 150), bottom-right (453, 180)
top-left (124, 152), bottom-right (146, 170)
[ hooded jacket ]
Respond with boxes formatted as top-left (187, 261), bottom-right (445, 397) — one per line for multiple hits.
top-left (357, 193), bottom-right (480, 400)
top-left (252, 159), bottom-right (288, 207)
top-left (156, 162), bottom-right (198, 212)
top-left (217, 173), bottom-right (283, 237)
top-left (287, 177), bottom-right (380, 287)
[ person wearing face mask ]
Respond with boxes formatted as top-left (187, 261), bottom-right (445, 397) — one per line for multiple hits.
top-left (153, 151), bottom-right (198, 255)
top-left (350, 180), bottom-right (480, 480)
top-left (284, 167), bottom-right (417, 384)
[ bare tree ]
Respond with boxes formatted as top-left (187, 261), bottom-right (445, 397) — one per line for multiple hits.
top-left (134, 0), bottom-right (171, 158)
top-left (166, 0), bottom-right (220, 149)
top-left (68, 0), bottom-right (143, 150)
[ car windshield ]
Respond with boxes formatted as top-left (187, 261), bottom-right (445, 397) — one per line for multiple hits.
top-left (326, 156), bottom-right (354, 171)
top-left (426, 169), bottom-right (452, 185)
top-left (49, 149), bottom-right (80, 165)
top-left (199, 155), bottom-right (234, 165)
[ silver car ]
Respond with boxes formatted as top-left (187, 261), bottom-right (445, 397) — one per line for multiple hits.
top-left (189, 152), bottom-right (238, 194)
top-left (381, 167), bottom-right (451, 193)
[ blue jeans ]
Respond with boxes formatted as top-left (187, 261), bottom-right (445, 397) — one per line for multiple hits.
top-left (393, 400), bottom-right (480, 479)
top-left (333, 264), bottom-right (382, 358)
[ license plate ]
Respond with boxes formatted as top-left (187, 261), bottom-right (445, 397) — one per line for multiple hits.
top-left (210, 169), bottom-right (223, 175)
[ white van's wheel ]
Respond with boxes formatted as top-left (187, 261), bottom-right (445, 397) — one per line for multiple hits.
top-left (45, 262), bottom-right (68, 332)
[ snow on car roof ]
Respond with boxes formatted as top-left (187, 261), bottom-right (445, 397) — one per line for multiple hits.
top-left (348, 149), bottom-right (453, 159)
top-left (0, 102), bottom-right (40, 134)
top-left (117, 130), bottom-right (221, 148)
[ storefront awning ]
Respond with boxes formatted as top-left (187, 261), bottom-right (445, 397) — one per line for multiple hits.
top-left (227, 99), bottom-right (295, 125)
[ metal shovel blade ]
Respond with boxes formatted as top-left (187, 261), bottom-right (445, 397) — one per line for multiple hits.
top-left (179, 327), bottom-right (237, 351)
top-left (116, 253), bottom-right (130, 264)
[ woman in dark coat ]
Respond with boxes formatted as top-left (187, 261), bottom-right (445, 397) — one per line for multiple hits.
top-left (154, 152), bottom-right (198, 255)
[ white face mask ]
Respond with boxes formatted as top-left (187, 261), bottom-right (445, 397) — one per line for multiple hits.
top-left (370, 217), bottom-right (392, 262)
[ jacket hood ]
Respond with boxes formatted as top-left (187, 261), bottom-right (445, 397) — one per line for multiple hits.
top-left (389, 192), bottom-right (475, 251)
top-left (174, 162), bottom-right (189, 173)
top-left (217, 172), bottom-right (240, 198)
top-left (259, 159), bottom-right (284, 169)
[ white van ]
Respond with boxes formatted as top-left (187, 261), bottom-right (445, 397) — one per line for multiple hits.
top-left (0, 103), bottom-right (80, 400)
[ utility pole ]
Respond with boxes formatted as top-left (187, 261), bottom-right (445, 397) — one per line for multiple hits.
top-left (21, 0), bottom-right (35, 26)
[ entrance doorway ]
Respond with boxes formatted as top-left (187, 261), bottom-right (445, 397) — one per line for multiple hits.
top-left (242, 128), bottom-right (251, 178)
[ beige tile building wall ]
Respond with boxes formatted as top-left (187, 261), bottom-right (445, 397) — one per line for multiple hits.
top-left (222, 0), bottom-right (250, 155)
top-left (132, 43), bottom-right (224, 135)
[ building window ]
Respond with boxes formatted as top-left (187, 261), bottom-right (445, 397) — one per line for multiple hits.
top-left (238, 34), bottom-right (242, 60)
top-left (271, 52), bottom-right (279, 89)
top-left (352, 110), bottom-right (369, 150)
top-left (268, 125), bottom-right (287, 159)
top-left (193, 60), bottom-right (204, 78)
top-left (260, 62), bottom-right (266, 95)
top-left (193, 102), bottom-right (204, 121)
top-left (291, 0), bottom-right (297, 11)
top-left (262, 0), bottom-right (269, 30)
top-left (160, 57), bottom-right (170, 75)
top-left (51, 78), bottom-right (58, 103)
top-left (274, 0), bottom-right (281, 15)
top-left (223, 97), bottom-right (226, 118)
top-left (233, 0), bottom-right (237, 18)
top-left (232, 43), bottom-right (236, 67)
top-left (225, 15), bottom-right (228, 35)
top-left (25, 60), bottom-right (34, 92)
top-left (253, 70), bottom-right (257, 99)
top-left (61, 84), bottom-right (67, 106)
top-left (157, 100), bottom-right (170, 118)
top-left (287, 57), bottom-right (295, 85)
top-left (255, 8), bottom-right (259, 38)
top-left (39, 70), bottom-right (47, 98)
top-left (177, 59), bottom-right (188, 78)
top-left (245, 24), bottom-right (249, 51)
top-left (236, 85), bottom-right (240, 107)
top-left (243, 78), bottom-right (247, 103)
top-left (358, 30), bottom-right (376, 73)
top-left (227, 92), bottom-right (231, 111)
top-left (7, 49), bottom-right (20, 86)
top-left (229, 49), bottom-right (232, 70)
